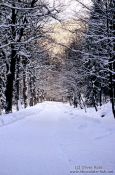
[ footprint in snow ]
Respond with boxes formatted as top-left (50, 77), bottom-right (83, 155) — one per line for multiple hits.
top-left (78, 124), bottom-right (87, 129)
top-left (94, 131), bottom-right (112, 140)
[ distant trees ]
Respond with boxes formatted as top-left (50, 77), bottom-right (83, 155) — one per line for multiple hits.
top-left (63, 26), bottom-right (86, 109)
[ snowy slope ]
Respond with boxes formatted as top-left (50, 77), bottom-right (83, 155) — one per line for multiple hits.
top-left (0, 102), bottom-right (115, 175)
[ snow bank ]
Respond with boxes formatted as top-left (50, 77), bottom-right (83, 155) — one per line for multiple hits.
top-left (0, 102), bottom-right (114, 127)
top-left (0, 103), bottom-right (44, 127)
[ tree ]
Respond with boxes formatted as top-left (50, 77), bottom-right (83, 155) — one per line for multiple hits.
top-left (63, 0), bottom-right (115, 117)
top-left (70, 0), bottom-right (115, 117)
top-left (0, 0), bottom-right (60, 113)
top-left (106, 0), bottom-right (115, 117)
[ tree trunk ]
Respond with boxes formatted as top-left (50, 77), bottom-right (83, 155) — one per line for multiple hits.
top-left (99, 86), bottom-right (102, 106)
top-left (5, 3), bottom-right (16, 113)
top-left (106, 0), bottom-right (115, 118)
top-left (15, 57), bottom-right (20, 111)
top-left (109, 0), bottom-right (115, 118)
top-left (23, 66), bottom-right (28, 108)
top-left (5, 46), bottom-right (16, 113)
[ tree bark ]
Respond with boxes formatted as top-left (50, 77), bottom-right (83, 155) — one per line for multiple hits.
top-left (5, 45), bottom-right (16, 113)
top-left (15, 57), bottom-right (20, 111)
top-left (5, 3), bottom-right (16, 113)
top-left (23, 59), bottom-right (28, 108)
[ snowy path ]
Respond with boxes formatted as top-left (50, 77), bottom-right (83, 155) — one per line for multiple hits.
top-left (0, 102), bottom-right (115, 175)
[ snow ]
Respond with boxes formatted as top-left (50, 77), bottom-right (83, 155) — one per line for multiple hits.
top-left (0, 102), bottom-right (115, 175)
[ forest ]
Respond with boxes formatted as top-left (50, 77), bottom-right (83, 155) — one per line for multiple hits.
top-left (0, 0), bottom-right (115, 118)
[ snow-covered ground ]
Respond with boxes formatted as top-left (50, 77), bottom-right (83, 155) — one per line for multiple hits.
top-left (0, 102), bottom-right (115, 175)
